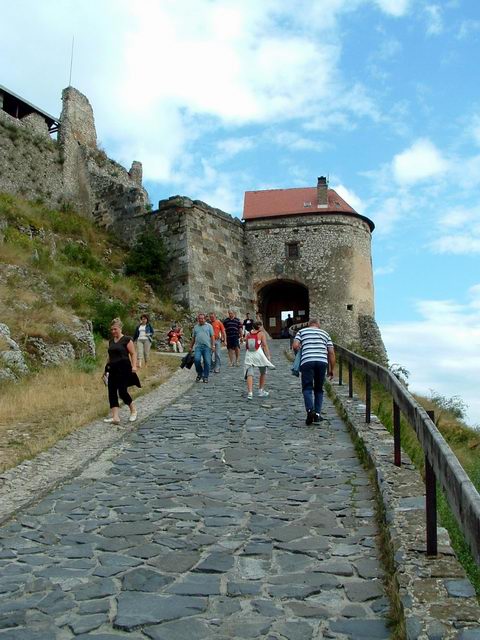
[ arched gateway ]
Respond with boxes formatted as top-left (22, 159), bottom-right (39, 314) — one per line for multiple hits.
top-left (257, 281), bottom-right (309, 338)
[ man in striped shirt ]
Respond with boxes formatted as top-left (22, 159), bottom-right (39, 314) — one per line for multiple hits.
top-left (293, 319), bottom-right (335, 425)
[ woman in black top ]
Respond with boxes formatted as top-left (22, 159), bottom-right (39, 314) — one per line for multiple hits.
top-left (104, 318), bottom-right (138, 425)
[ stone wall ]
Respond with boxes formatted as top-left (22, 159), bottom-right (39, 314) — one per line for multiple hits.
top-left (0, 110), bottom-right (63, 207)
top-left (0, 86), bottom-right (149, 224)
top-left (245, 213), bottom-right (375, 345)
top-left (124, 196), bottom-right (254, 315)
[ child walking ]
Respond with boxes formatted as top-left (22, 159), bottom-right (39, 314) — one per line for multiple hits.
top-left (244, 322), bottom-right (275, 399)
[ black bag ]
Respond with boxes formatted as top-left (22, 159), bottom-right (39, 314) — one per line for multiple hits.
top-left (180, 352), bottom-right (195, 369)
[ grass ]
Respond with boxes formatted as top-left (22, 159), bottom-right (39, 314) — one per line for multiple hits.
top-left (0, 344), bottom-right (179, 474)
top-left (350, 371), bottom-right (480, 597)
top-left (0, 193), bottom-right (177, 345)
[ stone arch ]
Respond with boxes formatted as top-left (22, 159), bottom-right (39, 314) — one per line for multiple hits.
top-left (256, 279), bottom-right (309, 338)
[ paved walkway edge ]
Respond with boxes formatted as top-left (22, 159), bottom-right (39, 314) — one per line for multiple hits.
top-left (0, 366), bottom-right (196, 525)
top-left (328, 379), bottom-right (480, 640)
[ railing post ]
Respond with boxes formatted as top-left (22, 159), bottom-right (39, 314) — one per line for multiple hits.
top-left (393, 400), bottom-right (401, 466)
top-left (348, 362), bottom-right (353, 398)
top-left (425, 410), bottom-right (438, 556)
top-left (338, 358), bottom-right (343, 386)
top-left (365, 375), bottom-right (371, 424)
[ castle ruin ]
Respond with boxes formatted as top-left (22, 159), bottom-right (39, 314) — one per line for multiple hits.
top-left (0, 85), bottom-right (386, 359)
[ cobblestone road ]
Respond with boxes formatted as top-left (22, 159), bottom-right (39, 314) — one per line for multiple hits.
top-left (0, 342), bottom-right (391, 639)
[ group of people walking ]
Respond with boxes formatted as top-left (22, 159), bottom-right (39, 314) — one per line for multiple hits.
top-left (103, 310), bottom-right (335, 428)
top-left (188, 311), bottom-right (335, 424)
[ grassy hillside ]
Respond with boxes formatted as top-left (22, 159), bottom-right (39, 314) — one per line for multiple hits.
top-left (0, 193), bottom-right (184, 472)
top-left (0, 193), bottom-right (179, 341)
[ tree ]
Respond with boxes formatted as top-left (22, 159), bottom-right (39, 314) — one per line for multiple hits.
top-left (125, 231), bottom-right (168, 292)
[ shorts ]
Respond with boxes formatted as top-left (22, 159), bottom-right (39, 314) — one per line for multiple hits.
top-left (226, 337), bottom-right (240, 350)
top-left (245, 365), bottom-right (266, 378)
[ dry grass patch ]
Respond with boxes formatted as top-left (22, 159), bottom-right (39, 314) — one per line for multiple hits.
top-left (0, 350), bottom-right (179, 473)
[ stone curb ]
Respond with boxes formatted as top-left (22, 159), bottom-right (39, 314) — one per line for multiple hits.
top-left (0, 365), bottom-right (196, 525)
top-left (328, 380), bottom-right (480, 640)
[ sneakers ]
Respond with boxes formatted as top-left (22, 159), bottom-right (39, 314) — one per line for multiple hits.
top-left (247, 392), bottom-right (253, 400)
top-left (103, 417), bottom-right (120, 425)
top-left (313, 413), bottom-right (323, 424)
top-left (129, 412), bottom-right (138, 422)
top-left (258, 389), bottom-right (269, 397)
top-left (203, 378), bottom-right (209, 383)
top-left (305, 409), bottom-right (315, 425)
top-left (196, 375), bottom-right (202, 382)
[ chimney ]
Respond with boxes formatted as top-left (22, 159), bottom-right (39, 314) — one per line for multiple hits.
top-left (317, 176), bottom-right (328, 208)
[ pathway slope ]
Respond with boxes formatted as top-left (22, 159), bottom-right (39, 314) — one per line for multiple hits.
top-left (0, 341), bottom-right (390, 639)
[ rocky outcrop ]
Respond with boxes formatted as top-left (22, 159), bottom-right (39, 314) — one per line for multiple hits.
top-left (0, 323), bottom-right (29, 380)
top-left (358, 314), bottom-right (388, 365)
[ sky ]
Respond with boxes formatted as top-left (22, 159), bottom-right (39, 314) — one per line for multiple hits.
top-left (1, 0), bottom-right (480, 425)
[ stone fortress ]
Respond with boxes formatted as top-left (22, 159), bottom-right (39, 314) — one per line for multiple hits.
top-left (0, 85), bottom-right (386, 359)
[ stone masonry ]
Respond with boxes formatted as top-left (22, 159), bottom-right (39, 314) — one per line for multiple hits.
top-left (0, 86), bottom-right (149, 223)
top-left (245, 213), bottom-right (374, 346)
top-left (0, 343), bottom-right (392, 639)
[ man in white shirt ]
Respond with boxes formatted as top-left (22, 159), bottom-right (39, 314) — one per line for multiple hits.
top-left (293, 318), bottom-right (335, 425)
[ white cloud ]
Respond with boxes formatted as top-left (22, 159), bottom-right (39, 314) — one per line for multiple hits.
top-left (217, 137), bottom-right (256, 158)
top-left (457, 19), bottom-right (480, 40)
top-left (424, 5), bottom-right (444, 36)
top-left (381, 288), bottom-right (480, 425)
top-left (374, 259), bottom-right (397, 275)
top-left (438, 206), bottom-right (480, 228)
top-left (270, 131), bottom-right (319, 151)
top-left (392, 138), bottom-right (449, 184)
top-left (332, 184), bottom-right (365, 213)
top-left (374, 0), bottom-right (412, 17)
top-left (431, 206), bottom-right (480, 254)
top-left (429, 235), bottom-right (480, 255)
top-left (371, 196), bottom-right (406, 234)
top-left (0, 0), bottom-right (398, 186)
top-left (470, 115), bottom-right (480, 146)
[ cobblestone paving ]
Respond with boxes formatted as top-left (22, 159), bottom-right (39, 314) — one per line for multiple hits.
top-left (0, 342), bottom-right (391, 639)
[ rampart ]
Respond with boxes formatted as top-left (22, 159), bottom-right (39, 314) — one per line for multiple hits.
top-left (0, 86), bottom-right (149, 224)
top-left (116, 196), bottom-right (254, 315)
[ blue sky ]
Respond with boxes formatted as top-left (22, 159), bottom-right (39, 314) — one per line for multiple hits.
top-left (1, 0), bottom-right (480, 424)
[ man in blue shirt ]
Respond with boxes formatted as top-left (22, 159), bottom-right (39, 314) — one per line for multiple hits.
top-left (189, 313), bottom-right (215, 383)
top-left (223, 310), bottom-right (243, 367)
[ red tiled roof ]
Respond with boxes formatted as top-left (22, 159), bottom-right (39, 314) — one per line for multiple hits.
top-left (243, 186), bottom-right (357, 220)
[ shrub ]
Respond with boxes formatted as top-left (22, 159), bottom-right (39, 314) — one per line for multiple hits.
top-left (125, 231), bottom-right (168, 292)
top-left (90, 298), bottom-right (129, 339)
top-left (62, 241), bottom-right (103, 271)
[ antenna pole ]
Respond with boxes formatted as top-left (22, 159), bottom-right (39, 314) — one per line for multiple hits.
top-left (69, 36), bottom-right (75, 86)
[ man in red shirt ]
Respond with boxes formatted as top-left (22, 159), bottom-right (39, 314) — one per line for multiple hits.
top-left (208, 312), bottom-right (226, 374)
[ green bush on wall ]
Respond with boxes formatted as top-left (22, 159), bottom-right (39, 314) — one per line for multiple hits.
top-left (125, 231), bottom-right (168, 292)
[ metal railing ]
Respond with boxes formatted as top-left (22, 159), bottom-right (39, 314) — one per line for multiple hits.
top-left (289, 325), bottom-right (480, 563)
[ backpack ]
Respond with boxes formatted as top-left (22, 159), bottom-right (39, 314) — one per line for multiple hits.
top-left (246, 332), bottom-right (262, 351)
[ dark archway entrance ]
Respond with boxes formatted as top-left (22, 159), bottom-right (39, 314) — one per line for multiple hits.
top-left (258, 281), bottom-right (309, 338)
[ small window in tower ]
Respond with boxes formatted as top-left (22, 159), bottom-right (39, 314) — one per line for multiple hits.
top-left (286, 242), bottom-right (300, 259)
top-left (346, 304), bottom-right (353, 311)
top-left (303, 201), bottom-right (312, 207)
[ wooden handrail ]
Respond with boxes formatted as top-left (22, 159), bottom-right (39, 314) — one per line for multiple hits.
top-left (334, 343), bottom-right (480, 564)
top-left (287, 323), bottom-right (480, 564)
